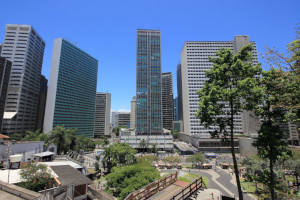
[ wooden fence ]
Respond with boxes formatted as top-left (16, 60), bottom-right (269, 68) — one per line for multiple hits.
top-left (170, 176), bottom-right (206, 200)
top-left (124, 171), bottom-right (178, 200)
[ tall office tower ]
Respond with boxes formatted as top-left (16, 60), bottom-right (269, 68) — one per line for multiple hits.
top-left (181, 35), bottom-right (259, 137)
top-left (136, 29), bottom-right (162, 135)
top-left (44, 38), bottom-right (98, 137)
top-left (176, 63), bottom-right (183, 121)
top-left (0, 44), bottom-right (2, 54)
top-left (1, 24), bottom-right (45, 135)
top-left (162, 72), bottom-right (173, 130)
top-left (0, 57), bottom-right (12, 132)
top-left (173, 97), bottom-right (179, 121)
top-left (280, 122), bottom-right (300, 146)
top-left (35, 75), bottom-right (48, 132)
top-left (94, 92), bottom-right (111, 137)
top-left (112, 112), bottom-right (131, 128)
top-left (130, 96), bottom-right (136, 129)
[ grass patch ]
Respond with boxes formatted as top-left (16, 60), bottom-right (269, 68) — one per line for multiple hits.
top-left (241, 181), bottom-right (257, 193)
top-left (178, 177), bottom-right (192, 183)
top-left (183, 164), bottom-right (192, 168)
top-left (202, 176), bottom-right (209, 187)
top-left (87, 168), bottom-right (96, 174)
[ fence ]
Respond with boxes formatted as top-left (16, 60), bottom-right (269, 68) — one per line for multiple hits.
top-left (125, 171), bottom-right (178, 200)
top-left (170, 176), bottom-right (206, 200)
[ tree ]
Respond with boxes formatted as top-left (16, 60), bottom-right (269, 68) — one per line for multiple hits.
top-left (196, 44), bottom-right (262, 200)
top-left (9, 133), bottom-right (22, 141)
top-left (150, 144), bottom-right (158, 154)
top-left (105, 163), bottom-right (160, 200)
top-left (186, 153), bottom-right (205, 167)
top-left (19, 163), bottom-right (52, 192)
top-left (163, 155), bottom-right (182, 164)
top-left (102, 143), bottom-right (137, 173)
top-left (139, 139), bottom-right (148, 153)
top-left (49, 126), bottom-right (67, 155)
top-left (22, 129), bottom-right (41, 141)
top-left (171, 129), bottom-right (180, 139)
top-left (286, 159), bottom-right (300, 189)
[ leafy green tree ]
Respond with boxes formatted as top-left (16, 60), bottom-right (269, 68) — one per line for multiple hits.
top-left (136, 154), bottom-right (159, 165)
top-left (19, 163), bottom-right (52, 192)
top-left (102, 143), bottom-right (137, 173)
top-left (22, 129), bottom-right (41, 141)
top-left (105, 163), bottom-right (160, 199)
top-left (285, 159), bottom-right (300, 189)
top-left (112, 126), bottom-right (125, 136)
top-left (74, 136), bottom-right (95, 152)
top-left (49, 126), bottom-right (67, 154)
top-left (162, 155), bottom-right (182, 164)
top-left (196, 44), bottom-right (261, 200)
top-left (186, 153), bottom-right (205, 167)
top-left (150, 144), bottom-right (158, 154)
top-left (139, 139), bottom-right (148, 153)
top-left (9, 133), bottom-right (22, 141)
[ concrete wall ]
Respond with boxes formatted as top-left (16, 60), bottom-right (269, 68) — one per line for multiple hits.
top-left (0, 141), bottom-right (56, 162)
top-left (239, 138), bottom-right (257, 157)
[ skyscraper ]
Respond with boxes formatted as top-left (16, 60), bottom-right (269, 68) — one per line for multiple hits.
top-left (0, 57), bottom-right (12, 132)
top-left (94, 92), bottom-right (111, 137)
top-left (1, 24), bottom-right (45, 135)
top-left (162, 72), bottom-right (173, 130)
top-left (176, 63), bottom-right (183, 121)
top-left (112, 111), bottom-right (131, 128)
top-left (136, 29), bottom-right (162, 135)
top-left (130, 96), bottom-right (136, 129)
top-left (173, 97), bottom-right (178, 121)
top-left (44, 38), bottom-right (98, 137)
top-left (180, 35), bottom-right (259, 137)
top-left (35, 75), bottom-right (48, 132)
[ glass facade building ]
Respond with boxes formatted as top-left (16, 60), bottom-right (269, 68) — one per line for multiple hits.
top-left (44, 38), bottom-right (98, 137)
top-left (136, 29), bottom-right (162, 135)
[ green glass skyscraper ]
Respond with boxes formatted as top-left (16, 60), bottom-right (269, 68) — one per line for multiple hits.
top-left (136, 29), bottom-right (162, 135)
top-left (44, 38), bottom-right (98, 137)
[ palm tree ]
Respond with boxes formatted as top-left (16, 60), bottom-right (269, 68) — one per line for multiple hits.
top-left (50, 126), bottom-right (67, 155)
top-left (139, 139), bottom-right (148, 153)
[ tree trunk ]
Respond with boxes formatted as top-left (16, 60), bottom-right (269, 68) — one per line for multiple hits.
top-left (269, 156), bottom-right (275, 200)
top-left (296, 174), bottom-right (299, 189)
top-left (230, 98), bottom-right (243, 200)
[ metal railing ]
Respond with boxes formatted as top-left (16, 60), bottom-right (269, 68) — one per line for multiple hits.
top-left (170, 176), bottom-right (206, 200)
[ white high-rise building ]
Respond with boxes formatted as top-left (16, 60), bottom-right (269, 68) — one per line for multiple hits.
top-left (1, 24), bottom-right (45, 135)
top-left (94, 92), bottom-right (111, 137)
top-left (130, 96), bottom-right (136, 129)
top-left (180, 35), bottom-right (259, 137)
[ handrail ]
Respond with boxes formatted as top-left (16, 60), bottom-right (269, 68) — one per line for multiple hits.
top-left (124, 171), bottom-right (178, 200)
top-left (170, 176), bottom-right (205, 200)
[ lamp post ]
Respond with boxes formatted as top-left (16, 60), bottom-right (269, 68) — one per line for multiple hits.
top-left (5, 143), bottom-right (11, 183)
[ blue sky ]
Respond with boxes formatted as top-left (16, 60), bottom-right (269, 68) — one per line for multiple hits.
top-left (0, 0), bottom-right (299, 111)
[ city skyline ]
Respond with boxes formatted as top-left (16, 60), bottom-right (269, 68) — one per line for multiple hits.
top-left (0, 0), bottom-right (299, 112)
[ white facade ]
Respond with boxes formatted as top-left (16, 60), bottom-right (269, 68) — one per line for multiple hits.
top-left (119, 128), bottom-right (173, 151)
top-left (94, 92), bottom-right (111, 136)
top-left (130, 96), bottom-right (136, 129)
top-left (1, 24), bottom-right (45, 134)
top-left (180, 36), bottom-right (259, 137)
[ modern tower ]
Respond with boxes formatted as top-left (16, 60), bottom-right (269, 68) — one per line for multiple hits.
top-left (44, 38), bottom-right (98, 137)
top-left (176, 63), bottom-right (183, 121)
top-left (136, 29), bottom-right (162, 135)
top-left (173, 97), bottom-right (178, 121)
top-left (180, 35), bottom-right (259, 137)
top-left (35, 75), bottom-right (48, 132)
top-left (1, 24), bottom-right (45, 135)
top-left (162, 72), bottom-right (173, 130)
top-left (0, 57), bottom-right (12, 132)
top-left (130, 96), bottom-right (136, 129)
top-left (112, 111), bottom-right (131, 128)
top-left (94, 92), bottom-right (111, 137)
